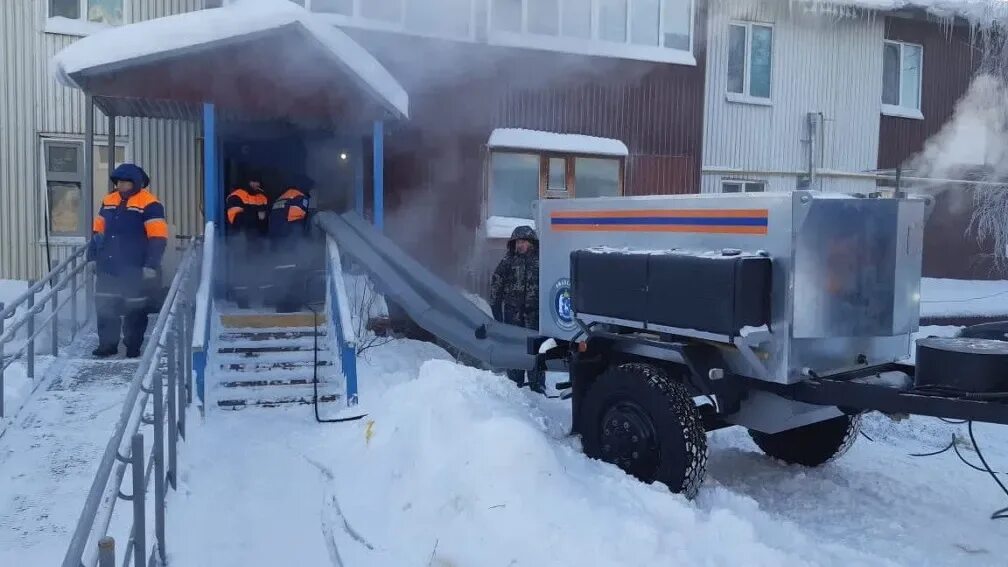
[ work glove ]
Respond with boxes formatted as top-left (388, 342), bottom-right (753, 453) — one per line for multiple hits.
top-left (142, 267), bottom-right (158, 281)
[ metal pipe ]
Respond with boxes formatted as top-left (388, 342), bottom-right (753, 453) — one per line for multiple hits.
top-left (26, 282), bottom-right (34, 380)
top-left (107, 113), bottom-right (117, 178)
top-left (130, 432), bottom-right (145, 567)
top-left (84, 96), bottom-right (95, 246)
top-left (61, 248), bottom-right (195, 567)
top-left (0, 245), bottom-right (87, 321)
top-left (703, 165), bottom-right (1008, 189)
top-left (97, 536), bottom-right (115, 567)
top-left (50, 264), bottom-right (59, 357)
top-left (166, 328), bottom-right (178, 491)
top-left (151, 359), bottom-right (166, 564)
top-left (70, 256), bottom-right (79, 334)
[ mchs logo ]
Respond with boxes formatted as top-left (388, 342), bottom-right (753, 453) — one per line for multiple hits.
top-left (551, 278), bottom-right (576, 331)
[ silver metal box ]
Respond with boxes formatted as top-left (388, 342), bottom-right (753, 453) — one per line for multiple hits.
top-left (536, 191), bottom-right (928, 384)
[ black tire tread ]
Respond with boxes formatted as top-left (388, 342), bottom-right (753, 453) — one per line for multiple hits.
top-left (581, 362), bottom-right (708, 498)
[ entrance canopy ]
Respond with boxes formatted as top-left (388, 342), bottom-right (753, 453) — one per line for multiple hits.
top-left (52, 0), bottom-right (408, 125)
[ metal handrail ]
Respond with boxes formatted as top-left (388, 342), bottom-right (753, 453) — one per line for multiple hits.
top-left (61, 242), bottom-right (200, 567)
top-left (0, 244), bottom-right (93, 418)
top-left (326, 236), bottom-right (359, 406)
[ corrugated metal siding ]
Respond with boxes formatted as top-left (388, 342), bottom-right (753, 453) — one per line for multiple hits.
top-left (0, 0), bottom-right (203, 280)
top-left (877, 17), bottom-right (982, 169)
top-left (1, 1), bottom-right (44, 278)
top-left (702, 0), bottom-right (884, 193)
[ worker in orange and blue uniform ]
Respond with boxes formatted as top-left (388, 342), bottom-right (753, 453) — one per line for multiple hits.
top-left (268, 184), bottom-right (311, 313)
top-left (225, 178), bottom-right (269, 308)
top-left (87, 164), bottom-right (168, 358)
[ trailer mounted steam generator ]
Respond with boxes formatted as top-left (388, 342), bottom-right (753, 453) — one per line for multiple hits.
top-left (535, 191), bottom-right (1008, 497)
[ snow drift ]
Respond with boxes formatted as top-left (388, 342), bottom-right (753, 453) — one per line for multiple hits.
top-left (329, 360), bottom-right (885, 566)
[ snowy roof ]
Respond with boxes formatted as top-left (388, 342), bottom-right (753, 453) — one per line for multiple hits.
top-left (52, 0), bottom-right (408, 119)
top-left (809, 0), bottom-right (1008, 24)
top-left (488, 129), bottom-right (629, 157)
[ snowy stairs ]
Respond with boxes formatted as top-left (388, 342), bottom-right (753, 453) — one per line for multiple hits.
top-left (210, 314), bottom-right (342, 410)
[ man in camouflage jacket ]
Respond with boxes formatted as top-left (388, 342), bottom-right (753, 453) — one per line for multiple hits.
top-left (490, 225), bottom-right (545, 392)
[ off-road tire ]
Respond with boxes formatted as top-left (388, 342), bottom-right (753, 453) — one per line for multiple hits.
top-left (579, 363), bottom-right (707, 498)
top-left (748, 414), bottom-right (861, 467)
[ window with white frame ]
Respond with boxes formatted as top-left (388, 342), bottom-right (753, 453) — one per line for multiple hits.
top-left (882, 40), bottom-right (923, 117)
top-left (43, 140), bottom-right (127, 237)
top-left (489, 151), bottom-right (623, 220)
top-left (722, 180), bottom-right (765, 193)
top-left (727, 22), bottom-right (773, 100)
top-left (49, 0), bottom-right (123, 25)
top-left (489, 0), bottom-right (695, 64)
top-left (303, 0), bottom-right (474, 40)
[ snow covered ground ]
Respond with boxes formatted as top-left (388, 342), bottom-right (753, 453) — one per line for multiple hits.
top-left (0, 327), bottom-right (137, 566)
top-left (166, 337), bottom-right (1008, 567)
top-left (921, 278), bottom-right (1008, 319)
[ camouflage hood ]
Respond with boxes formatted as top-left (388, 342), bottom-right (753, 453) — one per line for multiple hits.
top-left (507, 225), bottom-right (538, 253)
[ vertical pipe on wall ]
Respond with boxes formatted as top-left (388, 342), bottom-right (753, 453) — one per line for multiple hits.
top-left (372, 120), bottom-right (384, 231)
top-left (83, 97), bottom-right (95, 240)
top-left (107, 111), bottom-right (117, 185)
top-left (202, 103), bottom-right (217, 229)
top-left (354, 141), bottom-right (364, 216)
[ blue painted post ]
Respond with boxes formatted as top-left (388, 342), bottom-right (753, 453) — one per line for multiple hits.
top-left (353, 145), bottom-right (364, 216)
top-left (202, 103), bottom-right (218, 226)
top-left (372, 120), bottom-right (384, 231)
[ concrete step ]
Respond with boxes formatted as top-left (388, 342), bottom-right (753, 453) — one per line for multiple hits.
top-left (218, 329), bottom-right (326, 343)
top-left (219, 359), bottom-right (332, 373)
top-left (219, 312), bottom-right (326, 330)
top-left (217, 392), bottom-right (341, 409)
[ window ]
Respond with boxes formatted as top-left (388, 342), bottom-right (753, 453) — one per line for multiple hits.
top-left (489, 151), bottom-right (623, 221)
top-left (491, 153), bottom-right (541, 219)
top-left (49, 0), bottom-right (123, 25)
top-left (301, 0), bottom-right (473, 39)
top-left (727, 22), bottom-right (773, 100)
top-left (722, 180), bottom-right (766, 193)
top-left (882, 40), bottom-right (923, 118)
top-left (488, 0), bottom-right (695, 64)
top-left (42, 140), bottom-right (127, 237)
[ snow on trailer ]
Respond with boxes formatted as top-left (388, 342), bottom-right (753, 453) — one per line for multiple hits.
top-left (534, 190), bottom-right (1008, 505)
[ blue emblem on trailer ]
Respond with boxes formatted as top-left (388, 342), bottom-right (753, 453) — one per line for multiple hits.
top-left (552, 278), bottom-right (576, 331)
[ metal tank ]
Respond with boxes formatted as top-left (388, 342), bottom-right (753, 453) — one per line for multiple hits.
top-left (536, 191), bottom-right (929, 385)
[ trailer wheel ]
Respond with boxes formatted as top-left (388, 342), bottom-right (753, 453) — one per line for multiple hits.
top-left (748, 414), bottom-right (861, 467)
top-left (579, 363), bottom-right (707, 498)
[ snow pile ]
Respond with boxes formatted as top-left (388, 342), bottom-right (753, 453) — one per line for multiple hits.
top-left (920, 278), bottom-right (1008, 318)
top-left (806, 0), bottom-right (1008, 25)
top-left (329, 360), bottom-right (880, 565)
top-left (485, 215), bottom-right (536, 239)
top-left (51, 0), bottom-right (408, 117)
top-left (488, 128), bottom-right (629, 156)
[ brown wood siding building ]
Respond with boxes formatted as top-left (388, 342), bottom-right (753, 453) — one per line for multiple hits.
top-left (878, 15), bottom-right (992, 279)
top-left (347, 10), bottom-right (708, 289)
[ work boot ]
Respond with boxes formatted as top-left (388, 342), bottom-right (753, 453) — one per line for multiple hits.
top-left (528, 370), bottom-right (547, 395)
top-left (506, 370), bottom-right (526, 387)
top-left (92, 345), bottom-right (118, 358)
top-left (125, 346), bottom-right (142, 359)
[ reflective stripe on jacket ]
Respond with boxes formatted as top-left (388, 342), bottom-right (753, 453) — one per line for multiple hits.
top-left (268, 188), bottom-right (309, 239)
top-left (226, 188), bottom-right (269, 229)
top-left (88, 188), bottom-right (168, 274)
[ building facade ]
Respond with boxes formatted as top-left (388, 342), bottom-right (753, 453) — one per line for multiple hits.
top-left (0, 0), bottom-right (204, 281)
top-left (0, 0), bottom-right (996, 283)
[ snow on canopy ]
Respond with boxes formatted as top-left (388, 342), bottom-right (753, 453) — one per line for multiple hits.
top-left (804, 0), bottom-right (1008, 25)
top-left (51, 0), bottom-right (408, 118)
top-left (488, 128), bottom-right (630, 156)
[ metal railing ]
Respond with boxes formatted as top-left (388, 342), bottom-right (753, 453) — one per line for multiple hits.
top-left (326, 236), bottom-right (359, 406)
top-left (0, 245), bottom-right (93, 418)
top-left (61, 241), bottom-right (200, 567)
top-left (191, 221), bottom-right (215, 406)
